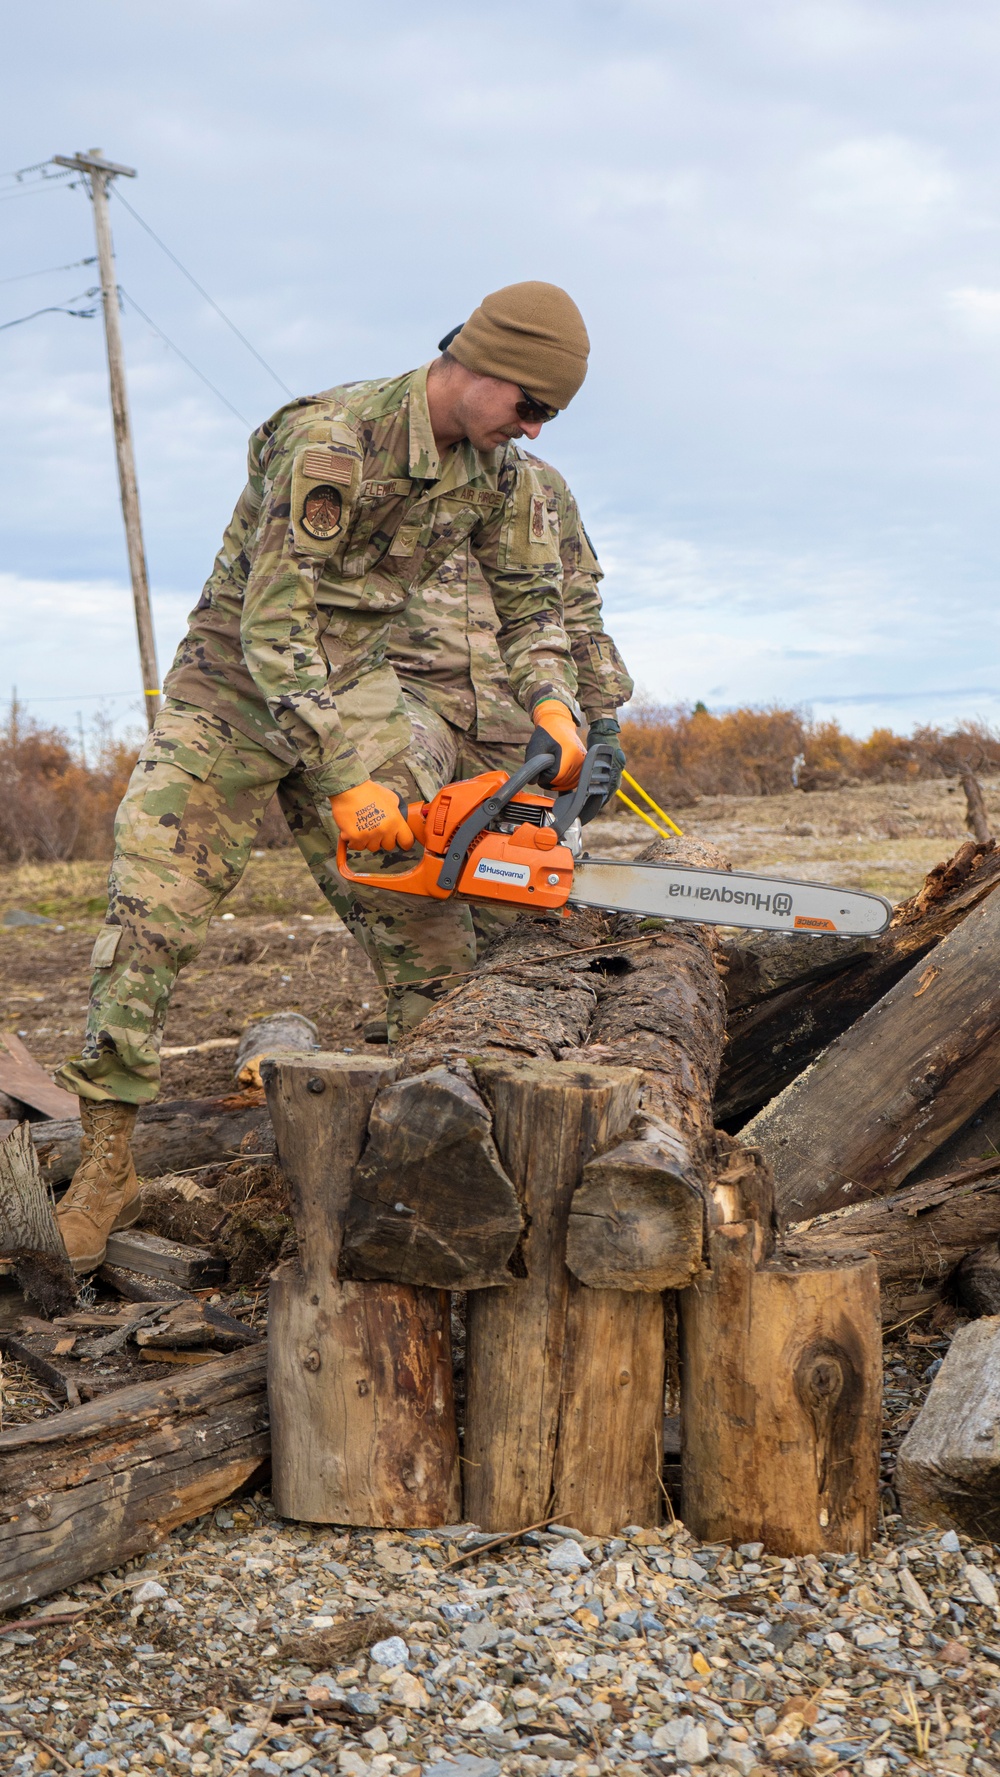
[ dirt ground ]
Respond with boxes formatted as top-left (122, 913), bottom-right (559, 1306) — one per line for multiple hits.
top-left (0, 774), bottom-right (990, 1099)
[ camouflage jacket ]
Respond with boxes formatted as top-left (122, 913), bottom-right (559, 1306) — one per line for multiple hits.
top-left (163, 366), bottom-right (578, 796)
top-left (387, 451), bottom-right (633, 741)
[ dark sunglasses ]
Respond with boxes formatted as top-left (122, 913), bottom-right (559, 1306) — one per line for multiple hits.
top-left (516, 386), bottom-right (559, 424)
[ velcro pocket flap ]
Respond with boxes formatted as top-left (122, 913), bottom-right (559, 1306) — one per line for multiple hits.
top-left (91, 925), bottom-right (123, 969)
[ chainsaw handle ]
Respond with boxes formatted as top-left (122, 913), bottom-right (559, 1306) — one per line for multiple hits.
top-left (336, 827), bottom-right (438, 894)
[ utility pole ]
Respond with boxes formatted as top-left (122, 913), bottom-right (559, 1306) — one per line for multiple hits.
top-left (53, 148), bottom-right (161, 728)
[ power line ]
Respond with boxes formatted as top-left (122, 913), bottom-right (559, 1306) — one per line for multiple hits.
top-left (0, 292), bottom-right (101, 332)
top-left (111, 185), bottom-right (293, 396)
top-left (0, 177), bottom-right (76, 205)
top-left (0, 256), bottom-right (97, 288)
top-left (118, 287), bottom-right (251, 425)
top-left (0, 158), bottom-right (71, 183)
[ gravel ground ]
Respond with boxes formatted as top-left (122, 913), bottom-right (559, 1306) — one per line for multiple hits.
top-left (3, 1490), bottom-right (1000, 1777)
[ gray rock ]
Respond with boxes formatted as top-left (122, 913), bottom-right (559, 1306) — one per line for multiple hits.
top-left (424, 1760), bottom-right (501, 1777)
top-left (2, 908), bottom-right (53, 926)
top-left (547, 1538), bottom-right (589, 1573)
top-left (460, 1621), bottom-right (500, 1651)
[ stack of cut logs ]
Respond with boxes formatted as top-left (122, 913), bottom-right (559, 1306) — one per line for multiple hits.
top-left (5, 828), bottom-right (1000, 1612)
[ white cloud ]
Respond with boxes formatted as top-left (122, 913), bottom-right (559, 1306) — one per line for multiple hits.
top-left (949, 286), bottom-right (1000, 338)
top-left (799, 135), bottom-right (955, 229)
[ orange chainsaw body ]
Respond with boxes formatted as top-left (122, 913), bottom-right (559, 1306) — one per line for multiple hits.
top-left (336, 767), bottom-right (576, 910)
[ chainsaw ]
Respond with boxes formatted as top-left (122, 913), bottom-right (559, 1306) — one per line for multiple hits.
top-left (337, 745), bottom-right (892, 937)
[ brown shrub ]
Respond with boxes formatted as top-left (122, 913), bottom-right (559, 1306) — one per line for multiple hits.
top-left (619, 702), bottom-right (1000, 800)
top-left (0, 704), bottom-right (138, 863)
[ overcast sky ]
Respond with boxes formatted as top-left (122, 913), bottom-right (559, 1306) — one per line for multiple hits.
top-left (2, 0), bottom-right (999, 742)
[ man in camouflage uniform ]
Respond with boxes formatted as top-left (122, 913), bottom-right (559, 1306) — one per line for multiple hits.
top-left (294, 447), bottom-right (632, 1036)
top-left (55, 280), bottom-right (594, 1271)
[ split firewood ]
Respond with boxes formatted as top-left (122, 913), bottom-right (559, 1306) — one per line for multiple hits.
top-left (0, 1122), bottom-right (75, 1317)
top-left (0, 1347), bottom-right (269, 1611)
top-left (32, 1089), bottom-right (271, 1188)
top-left (896, 1318), bottom-right (1000, 1539)
top-left (742, 877), bottom-right (1000, 1226)
top-left (783, 1158), bottom-right (1000, 1321)
top-left (718, 838), bottom-right (1000, 1123)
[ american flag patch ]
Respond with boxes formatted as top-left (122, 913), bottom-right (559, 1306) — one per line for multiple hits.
top-left (302, 448), bottom-right (354, 485)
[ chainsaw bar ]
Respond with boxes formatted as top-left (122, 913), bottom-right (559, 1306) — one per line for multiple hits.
top-left (568, 858), bottom-right (892, 936)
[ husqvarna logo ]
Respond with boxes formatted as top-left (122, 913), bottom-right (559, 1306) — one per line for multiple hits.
top-left (473, 858), bottom-right (531, 887)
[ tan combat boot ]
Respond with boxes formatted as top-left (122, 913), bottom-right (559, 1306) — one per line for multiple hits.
top-left (55, 1099), bottom-right (143, 1274)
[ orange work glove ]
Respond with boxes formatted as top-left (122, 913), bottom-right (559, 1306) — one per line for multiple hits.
top-left (529, 698), bottom-right (588, 790)
top-left (330, 780), bottom-right (415, 853)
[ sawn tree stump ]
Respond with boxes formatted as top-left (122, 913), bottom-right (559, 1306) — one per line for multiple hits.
top-left (264, 1054), bottom-right (460, 1527)
top-left (464, 1058), bottom-right (667, 1536)
top-left (680, 1220), bottom-right (882, 1554)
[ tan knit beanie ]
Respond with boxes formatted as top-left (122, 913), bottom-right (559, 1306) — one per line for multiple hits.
top-left (447, 281), bottom-right (589, 410)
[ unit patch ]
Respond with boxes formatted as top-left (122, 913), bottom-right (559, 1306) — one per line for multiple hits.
top-left (301, 484), bottom-right (343, 540)
top-left (530, 495), bottom-right (551, 543)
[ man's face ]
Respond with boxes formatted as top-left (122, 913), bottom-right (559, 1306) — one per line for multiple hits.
top-left (458, 373), bottom-right (545, 451)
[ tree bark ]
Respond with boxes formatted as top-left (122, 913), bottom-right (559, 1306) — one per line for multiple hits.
top-left (0, 1122), bottom-right (75, 1317)
top-left (396, 907), bottom-right (607, 1074)
top-left (680, 1223), bottom-right (882, 1554)
top-left (464, 1058), bottom-right (664, 1535)
top-left (0, 1347), bottom-right (269, 1611)
top-left (341, 1065), bottom-right (522, 1289)
top-left (562, 836), bottom-right (728, 1291)
top-left (717, 839), bottom-right (1000, 1124)
top-left (896, 1318), bottom-right (1000, 1539)
top-left (263, 1053), bottom-right (460, 1527)
top-left (33, 1090), bottom-right (272, 1188)
top-left (783, 1158), bottom-right (1000, 1320)
top-left (741, 879), bottom-right (1000, 1226)
top-left (953, 1239), bottom-right (1000, 1317)
top-left (234, 1012), bottom-right (320, 1088)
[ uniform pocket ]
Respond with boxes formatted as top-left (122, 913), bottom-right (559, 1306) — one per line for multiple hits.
top-left (138, 706), bottom-right (232, 783)
top-left (91, 925), bottom-right (123, 969)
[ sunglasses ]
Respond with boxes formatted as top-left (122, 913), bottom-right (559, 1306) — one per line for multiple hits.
top-left (516, 386), bottom-right (559, 424)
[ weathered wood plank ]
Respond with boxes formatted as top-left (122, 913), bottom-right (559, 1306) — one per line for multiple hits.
top-left (742, 881), bottom-right (1000, 1225)
top-left (0, 1347), bottom-right (269, 1611)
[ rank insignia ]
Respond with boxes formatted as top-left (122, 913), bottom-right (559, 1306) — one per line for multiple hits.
top-left (301, 484), bottom-right (343, 540)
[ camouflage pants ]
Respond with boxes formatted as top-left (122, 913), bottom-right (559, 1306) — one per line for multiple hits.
top-left (290, 694), bottom-right (526, 1038)
top-left (56, 697), bottom-right (527, 1105)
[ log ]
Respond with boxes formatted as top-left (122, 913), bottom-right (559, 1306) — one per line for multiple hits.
top-left (954, 1241), bottom-right (1000, 1317)
top-left (680, 1222), bottom-right (882, 1554)
top-left (396, 906), bottom-right (607, 1073)
top-left (565, 1117), bottom-right (704, 1291)
top-left (564, 836), bottom-right (729, 1289)
top-left (0, 1347), bottom-right (269, 1611)
top-left (717, 930), bottom-right (877, 1013)
top-left (896, 1317), bottom-right (1000, 1538)
top-left (33, 1090), bottom-right (271, 1188)
top-left (234, 1012), bottom-right (319, 1089)
top-left (908, 1085), bottom-right (1000, 1180)
top-left (742, 879), bottom-right (1000, 1226)
top-left (464, 1057), bottom-right (666, 1535)
top-left (0, 1122), bottom-right (75, 1317)
top-left (718, 839), bottom-right (1000, 1123)
top-left (341, 1065), bottom-right (522, 1289)
top-left (103, 1228), bottom-right (227, 1289)
top-left (784, 1159), bottom-right (1000, 1320)
top-left (263, 1053), bottom-right (460, 1526)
